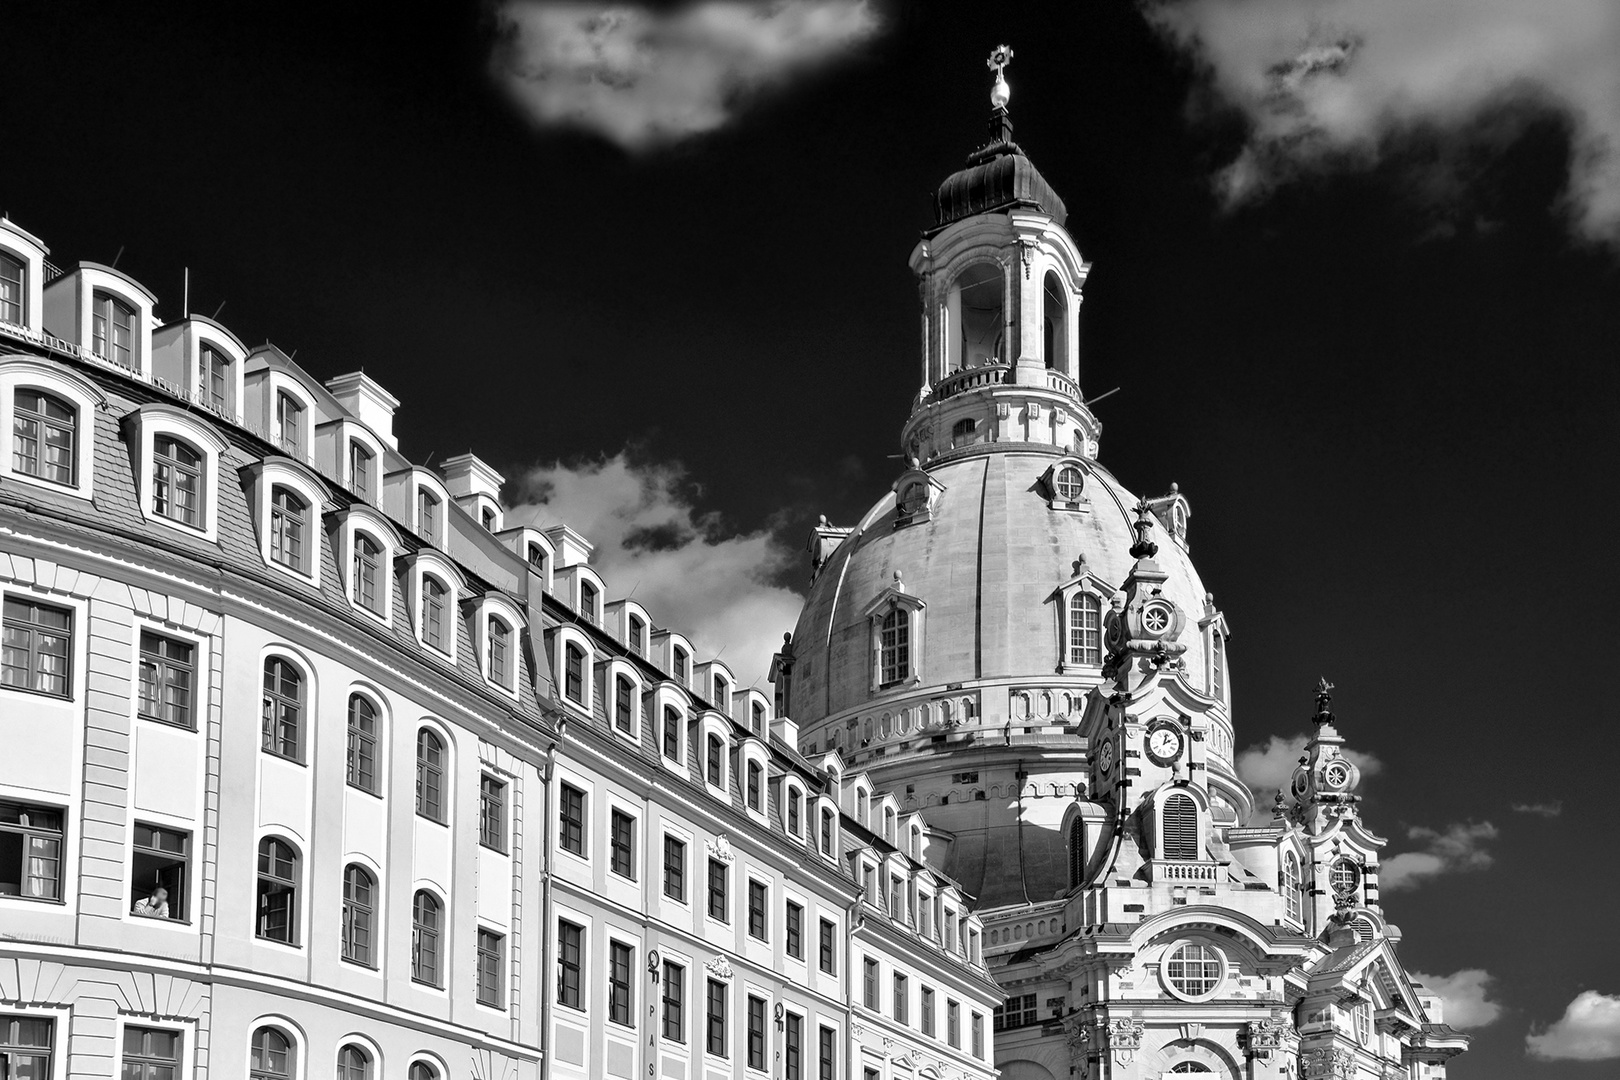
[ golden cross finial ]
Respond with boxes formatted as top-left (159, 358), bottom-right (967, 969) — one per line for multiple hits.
top-left (987, 45), bottom-right (1014, 109)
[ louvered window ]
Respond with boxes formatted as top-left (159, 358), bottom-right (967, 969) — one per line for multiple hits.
top-left (1068, 818), bottom-right (1086, 887)
top-left (1162, 793), bottom-right (1198, 859)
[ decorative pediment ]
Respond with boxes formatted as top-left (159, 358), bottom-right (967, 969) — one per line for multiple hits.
top-left (706, 834), bottom-right (734, 864)
top-left (704, 956), bottom-right (734, 980)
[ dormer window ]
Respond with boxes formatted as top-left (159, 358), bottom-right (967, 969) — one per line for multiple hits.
top-left (750, 701), bottom-right (765, 737)
top-left (417, 488), bottom-right (441, 545)
top-left (786, 785), bottom-right (803, 836)
top-left (564, 644), bottom-right (585, 705)
top-left (92, 291), bottom-right (136, 368)
top-left (673, 644), bottom-right (690, 687)
top-left (662, 705), bottom-right (683, 761)
top-left (489, 618), bottom-right (512, 686)
top-left (199, 344), bottom-right (231, 413)
top-left (527, 543), bottom-right (547, 574)
top-left (269, 487), bottom-right (309, 573)
top-left (481, 507), bottom-right (496, 530)
top-left (713, 673), bottom-right (731, 716)
top-left (353, 534), bottom-right (384, 614)
top-left (820, 807), bottom-right (835, 856)
top-left (614, 674), bottom-right (636, 735)
top-left (0, 251), bottom-right (23, 324)
top-left (580, 581), bottom-right (598, 625)
top-left (154, 436), bottom-right (204, 529)
top-left (628, 614), bottom-right (646, 657)
top-left (349, 441), bottom-right (374, 501)
top-left (13, 389), bottom-right (76, 486)
top-left (746, 761), bottom-right (762, 811)
top-left (422, 577), bottom-right (450, 653)
top-left (1069, 593), bottom-right (1101, 665)
top-left (1054, 465), bottom-right (1083, 502)
top-left (275, 392), bottom-right (304, 458)
top-left (706, 734), bottom-right (724, 787)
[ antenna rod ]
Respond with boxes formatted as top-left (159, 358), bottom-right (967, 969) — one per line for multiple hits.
top-left (183, 268), bottom-right (189, 318)
top-left (111, 245), bottom-right (125, 268)
top-left (1082, 386), bottom-right (1122, 408)
top-left (210, 300), bottom-right (227, 320)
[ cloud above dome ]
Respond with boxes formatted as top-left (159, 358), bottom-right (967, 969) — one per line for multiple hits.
top-left (488, 0), bottom-right (885, 151)
top-left (1141, 0), bottom-right (1620, 244)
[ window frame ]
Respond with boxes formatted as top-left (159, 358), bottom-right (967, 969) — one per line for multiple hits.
top-left (476, 926), bottom-right (506, 1010)
top-left (0, 361), bottom-right (104, 500)
top-left (2, 594), bottom-right (75, 700)
top-left (707, 856), bottom-right (729, 924)
top-left (345, 691), bottom-right (383, 796)
top-left (340, 863), bottom-right (378, 968)
top-left (128, 819), bottom-right (190, 923)
top-left (558, 781), bottom-right (587, 859)
top-left (267, 484), bottom-right (311, 575)
top-left (663, 833), bottom-right (688, 903)
top-left (608, 939), bottom-right (636, 1028)
top-left (556, 918), bottom-right (585, 1011)
top-left (705, 978), bottom-right (728, 1059)
top-left (119, 1020), bottom-right (188, 1080)
top-left (411, 888), bottom-right (443, 988)
top-left (746, 992), bottom-right (768, 1071)
top-left (254, 835), bottom-right (301, 946)
top-left (662, 959), bottom-right (686, 1043)
top-left (747, 878), bottom-right (769, 941)
top-left (415, 727), bottom-right (448, 825)
top-left (136, 628), bottom-right (197, 730)
top-left (259, 655), bottom-right (306, 764)
top-left (0, 799), bottom-right (67, 903)
top-left (785, 899), bottom-right (804, 960)
top-left (1161, 939), bottom-right (1226, 1002)
top-left (609, 807), bottom-right (637, 881)
top-left (248, 1023), bottom-right (297, 1080)
top-left (479, 774), bottom-right (507, 852)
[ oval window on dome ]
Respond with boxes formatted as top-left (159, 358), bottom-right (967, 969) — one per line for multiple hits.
top-left (1331, 859), bottom-right (1361, 899)
top-left (1054, 465), bottom-right (1083, 502)
top-left (898, 480), bottom-right (929, 517)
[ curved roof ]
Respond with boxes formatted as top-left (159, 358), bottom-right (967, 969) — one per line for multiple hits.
top-left (788, 449), bottom-right (1212, 727)
top-left (933, 147), bottom-right (1067, 231)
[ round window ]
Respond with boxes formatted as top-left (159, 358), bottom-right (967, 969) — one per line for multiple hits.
top-left (1054, 466), bottom-right (1084, 502)
top-left (898, 482), bottom-right (929, 516)
top-left (1163, 942), bottom-right (1224, 1000)
top-left (1142, 604), bottom-right (1171, 634)
top-left (1330, 859), bottom-right (1361, 898)
top-left (1323, 761), bottom-right (1350, 789)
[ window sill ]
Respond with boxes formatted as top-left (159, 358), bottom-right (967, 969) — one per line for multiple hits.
top-left (479, 840), bottom-right (508, 855)
top-left (0, 893), bottom-right (66, 905)
top-left (340, 957), bottom-right (379, 971)
top-left (137, 714), bottom-right (198, 732)
top-left (0, 685), bottom-right (74, 702)
top-left (415, 812), bottom-right (448, 827)
top-left (254, 935), bottom-right (302, 950)
top-left (260, 749), bottom-right (306, 767)
top-left (3, 470), bottom-right (90, 499)
top-left (345, 782), bottom-right (384, 800)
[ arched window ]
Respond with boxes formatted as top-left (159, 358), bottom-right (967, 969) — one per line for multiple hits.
top-left (416, 730), bottom-right (445, 823)
top-left (628, 613), bottom-right (646, 656)
top-left (879, 608), bottom-right (909, 687)
top-left (480, 506), bottom-right (497, 530)
top-left (820, 807), bottom-right (835, 855)
top-left (855, 788), bottom-right (868, 825)
top-left (1068, 818), bottom-right (1086, 888)
top-left (249, 1026), bottom-right (294, 1080)
top-left (153, 435), bottom-right (203, 527)
top-left (751, 701), bottom-right (766, 736)
top-left (275, 391), bottom-right (304, 458)
top-left (488, 618), bottom-right (511, 686)
top-left (1211, 631), bottom-right (1226, 701)
top-left (261, 658), bottom-right (302, 761)
top-left (786, 786), bottom-right (802, 836)
top-left (341, 865), bottom-right (376, 966)
top-left (268, 487), bottom-right (308, 572)
top-left (412, 890), bottom-right (442, 986)
top-left (884, 807), bottom-right (896, 841)
top-left (255, 836), bottom-right (299, 943)
top-left (714, 673), bottom-right (731, 714)
top-left (672, 644), bottom-right (691, 687)
top-left (1069, 593), bottom-right (1101, 665)
top-left (952, 263), bottom-right (1003, 369)
top-left (13, 389), bottom-right (76, 485)
top-left (706, 734), bottom-right (724, 787)
top-left (199, 343), bottom-right (231, 413)
top-left (1169, 1064), bottom-right (1213, 1074)
top-left (662, 705), bottom-right (682, 761)
top-left (1042, 270), bottom-right (1067, 371)
top-left (579, 580), bottom-right (598, 624)
top-left (92, 291), bottom-right (136, 367)
top-left (1283, 852), bottom-right (1302, 924)
top-left (0, 250), bottom-right (25, 324)
top-left (409, 1063), bottom-right (439, 1080)
top-left (1162, 793), bottom-right (1198, 860)
top-left (1164, 942), bottom-right (1223, 998)
top-left (564, 643), bottom-right (585, 704)
top-left (746, 761), bottom-right (763, 810)
top-left (346, 694), bottom-right (378, 794)
top-left (615, 674), bottom-right (635, 734)
top-left (417, 488), bottom-right (441, 545)
top-left (348, 441), bottom-right (374, 500)
top-left (336, 1044), bottom-right (371, 1080)
top-left (951, 417), bottom-right (978, 448)
top-left (421, 576), bottom-right (449, 652)
top-left (353, 533), bottom-right (383, 613)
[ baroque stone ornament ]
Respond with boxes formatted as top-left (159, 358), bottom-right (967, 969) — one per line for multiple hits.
top-left (704, 956), bottom-right (734, 980)
top-left (1300, 1046), bottom-right (1357, 1080)
top-left (1105, 1018), bottom-right (1144, 1066)
top-left (705, 834), bottom-right (734, 864)
top-left (1061, 1013), bottom-right (1090, 1065)
top-left (1245, 1016), bottom-right (1287, 1060)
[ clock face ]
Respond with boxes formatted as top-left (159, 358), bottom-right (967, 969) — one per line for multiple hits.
top-left (1097, 738), bottom-right (1115, 774)
top-left (1145, 723), bottom-right (1183, 765)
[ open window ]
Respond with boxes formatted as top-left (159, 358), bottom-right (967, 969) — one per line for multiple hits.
top-left (1042, 269), bottom-right (1068, 372)
top-left (948, 262), bottom-right (1004, 371)
top-left (130, 822), bottom-right (189, 922)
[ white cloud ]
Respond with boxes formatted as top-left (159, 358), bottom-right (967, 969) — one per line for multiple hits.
top-left (1410, 969), bottom-right (1504, 1029)
top-left (1380, 821), bottom-right (1498, 891)
top-left (507, 452), bottom-right (802, 687)
top-left (1235, 733), bottom-right (1383, 821)
top-left (1527, 990), bottom-right (1620, 1060)
top-left (1141, 0), bottom-right (1620, 242)
top-left (489, 1), bottom-right (884, 151)
top-left (1512, 800), bottom-right (1563, 817)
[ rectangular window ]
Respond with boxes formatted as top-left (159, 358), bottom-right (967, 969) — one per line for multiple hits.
top-left (615, 675), bottom-right (633, 734)
top-left (746, 762), bottom-right (761, 810)
top-left (893, 973), bottom-right (908, 1024)
top-left (786, 900), bottom-right (803, 959)
top-left (706, 978), bottom-right (727, 1057)
top-left (819, 918), bottom-right (836, 974)
top-left (130, 822), bottom-right (188, 921)
top-left (349, 441), bottom-right (373, 500)
top-left (889, 874), bottom-right (903, 920)
top-left (747, 994), bottom-right (767, 1070)
top-left (0, 801), bottom-right (64, 901)
top-left (748, 879), bottom-right (768, 940)
top-left (417, 489), bottom-right (439, 545)
top-left (785, 1012), bottom-right (802, 1080)
top-left (122, 1023), bottom-right (180, 1078)
top-left (354, 536), bottom-right (384, 613)
top-left (610, 809), bottom-right (635, 879)
top-left (707, 858), bottom-right (728, 922)
top-left (559, 783), bottom-right (585, 857)
top-left (862, 957), bottom-right (878, 1009)
top-left (947, 1000), bottom-right (960, 1049)
top-left (921, 986), bottom-right (935, 1037)
top-left (818, 1025), bottom-right (836, 1080)
top-left (662, 706), bottom-right (682, 760)
top-left (479, 775), bottom-right (506, 851)
top-left (972, 1012), bottom-right (984, 1059)
top-left (662, 960), bottom-right (685, 1042)
top-left (137, 630), bottom-right (194, 728)
top-left (0, 1015), bottom-right (53, 1079)
top-left (2, 596), bottom-right (72, 697)
top-left (477, 928), bottom-right (505, 1008)
top-left (663, 835), bottom-right (686, 902)
top-left (557, 920), bottom-right (583, 1009)
top-left (864, 1070), bottom-right (880, 1080)
top-left (994, 993), bottom-right (1039, 1031)
top-left (199, 344), bottom-right (230, 413)
top-left (609, 941), bottom-right (634, 1026)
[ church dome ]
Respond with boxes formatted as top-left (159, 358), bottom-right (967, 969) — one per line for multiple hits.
top-left (933, 147), bottom-right (1067, 231)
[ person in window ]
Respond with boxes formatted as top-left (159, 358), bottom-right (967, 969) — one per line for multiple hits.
top-left (131, 885), bottom-right (170, 919)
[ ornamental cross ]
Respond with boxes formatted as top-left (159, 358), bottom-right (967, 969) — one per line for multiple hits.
top-left (987, 45), bottom-right (1014, 78)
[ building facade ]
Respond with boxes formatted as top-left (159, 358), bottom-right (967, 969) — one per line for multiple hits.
top-left (779, 57), bottom-right (1471, 1080)
top-left (0, 210), bottom-right (999, 1080)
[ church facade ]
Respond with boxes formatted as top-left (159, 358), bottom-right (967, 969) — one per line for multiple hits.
top-left (778, 53), bottom-right (1470, 1080)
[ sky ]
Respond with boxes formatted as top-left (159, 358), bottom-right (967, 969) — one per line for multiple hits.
top-left (4, 1), bottom-right (1619, 1074)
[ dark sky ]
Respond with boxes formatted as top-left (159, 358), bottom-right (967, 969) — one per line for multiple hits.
top-left (4, 2), bottom-right (1618, 1075)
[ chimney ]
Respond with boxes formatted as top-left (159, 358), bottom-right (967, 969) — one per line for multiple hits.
top-left (325, 372), bottom-right (401, 450)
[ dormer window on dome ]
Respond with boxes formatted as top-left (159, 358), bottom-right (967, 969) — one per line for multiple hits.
top-left (893, 467), bottom-right (944, 529)
top-left (1039, 457), bottom-right (1089, 512)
